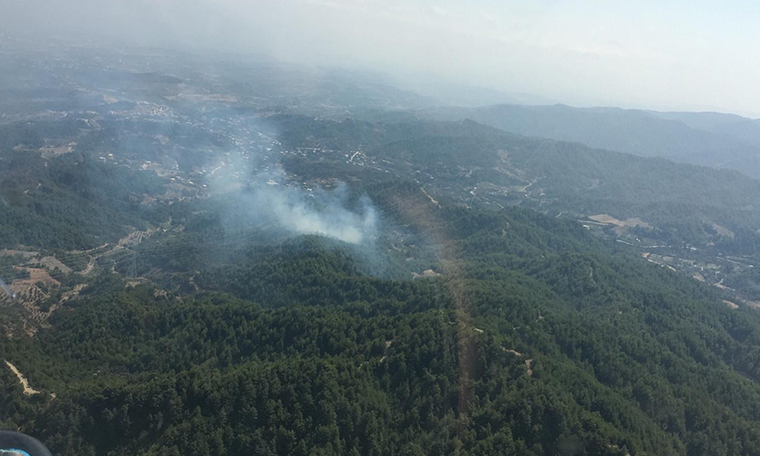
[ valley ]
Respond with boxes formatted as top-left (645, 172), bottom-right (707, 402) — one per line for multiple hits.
top-left (3, 45), bottom-right (760, 456)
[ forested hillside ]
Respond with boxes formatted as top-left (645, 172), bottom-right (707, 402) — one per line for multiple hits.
top-left (4, 191), bottom-right (760, 455)
top-left (422, 104), bottom-right (760, 179)
top-left (272, 114), bottom-right (760, 304)
top-left (276, 114), bottom-right (760, 249)
top-left (0, 146), bottom-right (168, 250)
top-left (5, 45), bottom-right (760, 456)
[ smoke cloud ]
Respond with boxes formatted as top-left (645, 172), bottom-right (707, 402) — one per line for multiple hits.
top-left (254, 182), bottom-right (377, 245)
top-left (209, 152), bottom-right (378, 246)
top-left (0, 276), bottom-right (15, 300)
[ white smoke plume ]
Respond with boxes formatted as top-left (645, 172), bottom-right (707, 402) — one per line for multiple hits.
top-left (210, 154), bottom-right (378, 245)
top-left (254, 182), bottom-right (377, 244)
top-left (0, 276), bottom-right (16, 300)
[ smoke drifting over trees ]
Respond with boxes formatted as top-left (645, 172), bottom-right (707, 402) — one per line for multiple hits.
top-left (250, 181), bottom-right (377, 244)
top-left (208, 147), bottom-right (378, 246)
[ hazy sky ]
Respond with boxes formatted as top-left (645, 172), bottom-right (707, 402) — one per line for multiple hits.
top-left (3, 0), bottom-right (760, 116)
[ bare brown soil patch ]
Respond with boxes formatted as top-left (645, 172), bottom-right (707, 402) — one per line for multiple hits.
top-left (723, 300), bottom-right (739, 309)
top-left (5, 361), bottom-right (40, 395)
top-left (412, 269), bottom-right (442, 279)
top-left (0, 249), bottom-right (38, 258)
top-left (588, 214), bottom-right (651, 229)
top-left (711, 223), bottom-right (735, 239)
top-left (39, 142), bottom-right (75, 158)
top-left (37, 256), bottom-right (72, 274)
top-left (502, 348), bottom-right (533, 376)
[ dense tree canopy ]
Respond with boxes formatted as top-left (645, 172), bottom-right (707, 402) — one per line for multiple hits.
top-left (4, 201), bottom-right (760, 455)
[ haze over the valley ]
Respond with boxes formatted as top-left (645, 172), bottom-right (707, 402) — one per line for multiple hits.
top-left (2, 0), bottom-right (759, 117)
top-left (8, 2), bottom-right (760, 455)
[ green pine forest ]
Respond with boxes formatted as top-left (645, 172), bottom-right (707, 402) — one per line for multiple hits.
top-left (4, 188), bottom-right (760, 455)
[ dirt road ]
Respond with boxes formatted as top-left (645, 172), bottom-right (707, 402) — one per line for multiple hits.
top-left (5, 361), bottom-right (40, 395)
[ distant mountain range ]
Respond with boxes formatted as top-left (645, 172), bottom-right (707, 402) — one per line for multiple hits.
top-left (422, 104), bottom-right (760, 179)
top-left (276, 112), bottom-right (760, 304)
top-left (7, 45), bottom-right (760, 455)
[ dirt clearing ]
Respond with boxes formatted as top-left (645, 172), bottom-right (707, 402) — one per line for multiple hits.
top-left (39, 142), bottom-right (76, 158)
top-left (588, 214), bottom-right (651, 229)
top-left (723, 300), bottom-right (739, 309)
top-left (412, 269), bottom-right (442, 279)
top-left (502, 348), bottom-right (533, 376)
top-left (5, 361), bottom-right (40, 395)
top-left (420, 187), bottom-right (440, 207)
top-left (0, 249), bottom-right (38, 258)
top-left (37, 256), bottom-right (73, 274)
